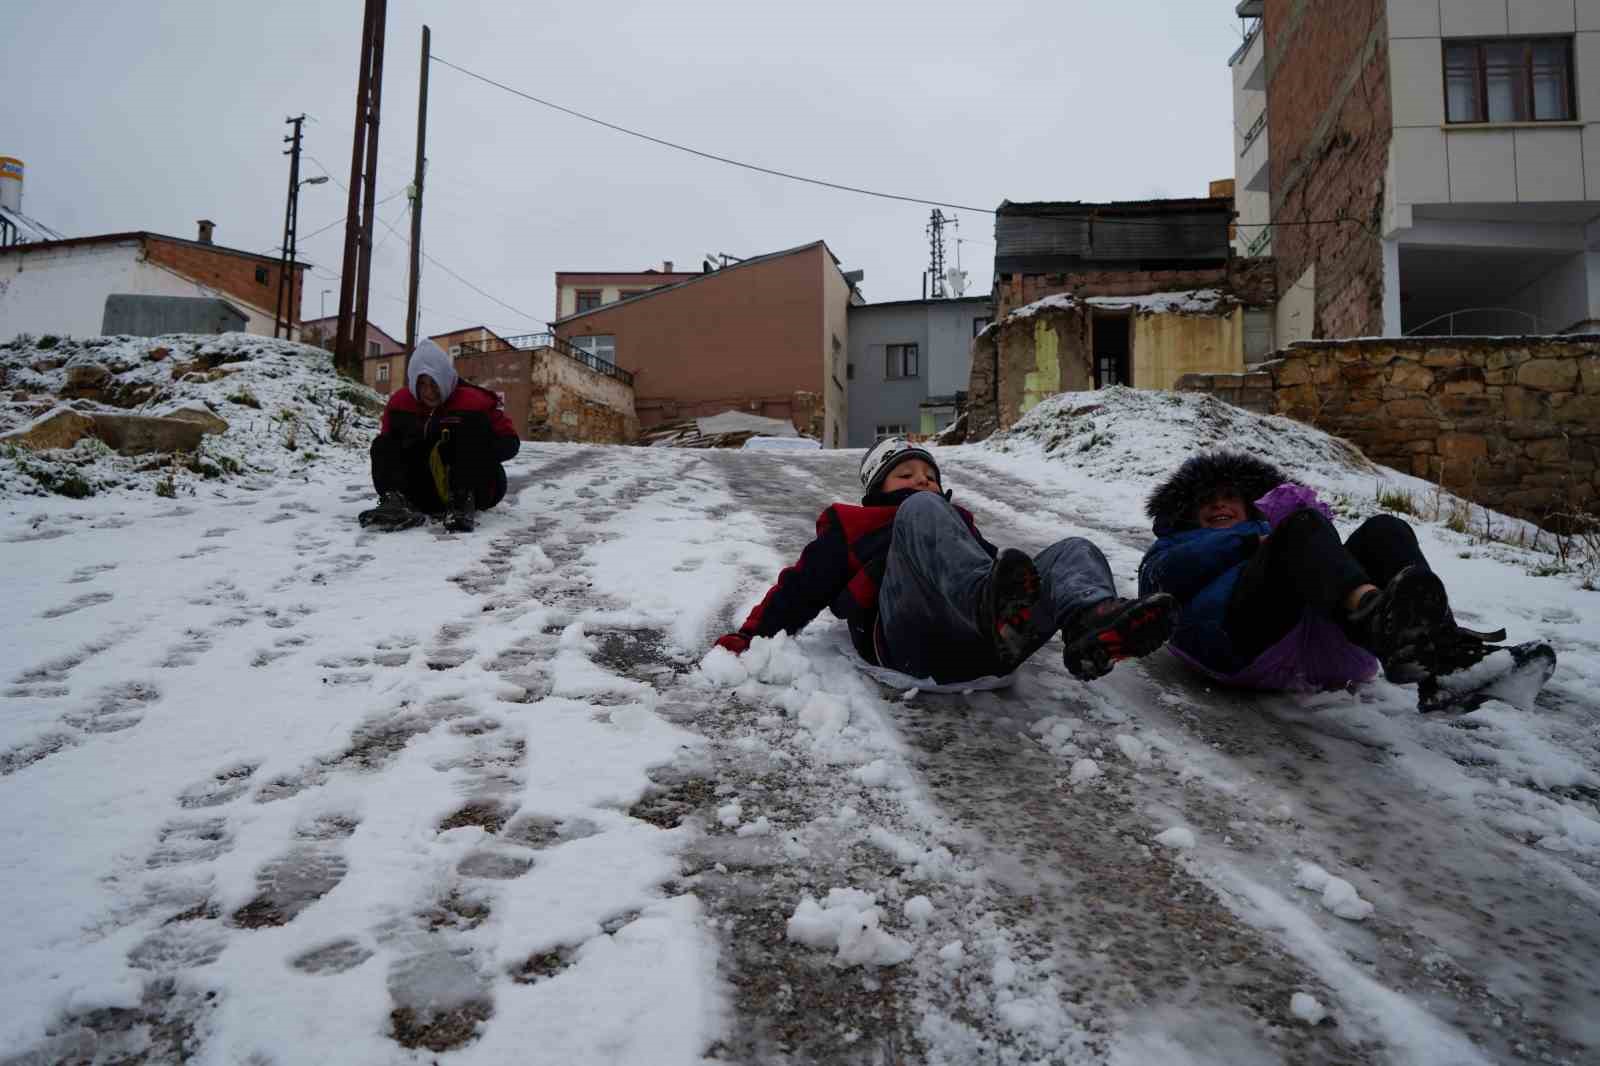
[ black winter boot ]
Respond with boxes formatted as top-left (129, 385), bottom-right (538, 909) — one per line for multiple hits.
top-left (1061, 593), bottom-right (1178, 681)
top-left (1344, 565), bottom-right (1452, 681)
top-left (359, 491), bottom-right (425, 532)
top-left (976, 548), bottom-right (1041, 672)
top-left (444, 488), bottom-right (477, 533)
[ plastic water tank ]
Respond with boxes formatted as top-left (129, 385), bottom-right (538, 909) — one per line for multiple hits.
top-left (0, 158), bottom-right (22, 213)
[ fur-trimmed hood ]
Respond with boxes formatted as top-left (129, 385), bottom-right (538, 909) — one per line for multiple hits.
top-left (1145, 451), bottom-right (1289, 536)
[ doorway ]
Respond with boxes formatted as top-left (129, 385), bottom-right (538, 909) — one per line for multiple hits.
top-left (1092, 313), bottom-right (1131, 388)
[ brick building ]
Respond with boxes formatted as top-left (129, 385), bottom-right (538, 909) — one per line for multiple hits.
top-left (552, 241), bottom-right (861, 445)
top-left (968, 198), bottom-right (1278, 437)
top-left (301, 316), bottom-right (406, 393)
top-left (0, 221), bottom-right (307, 340)
top-left (1234, 0), bottom-right (1600, 341)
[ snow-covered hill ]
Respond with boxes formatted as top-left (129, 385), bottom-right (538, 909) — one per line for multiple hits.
top-left (0, 332), bottom-right (381, 502)
top-left (1, 357), bottom-right (1595, 1064)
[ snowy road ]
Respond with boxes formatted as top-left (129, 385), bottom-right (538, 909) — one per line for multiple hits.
top-left (3, 438), bottom-right (1598, 1065)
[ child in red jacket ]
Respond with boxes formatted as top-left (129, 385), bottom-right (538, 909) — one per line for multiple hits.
top-left (712, 438), bottom-right (1176, 685)
top-left (359, 340), bottom-right (521, 533)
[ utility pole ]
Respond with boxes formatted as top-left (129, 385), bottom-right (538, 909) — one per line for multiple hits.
top-left (274, 115), bottom-right (306, 339)
top-left (335, 0), bottom-right (388, 378)
top-left (405, 24), bottom-right (430, 351)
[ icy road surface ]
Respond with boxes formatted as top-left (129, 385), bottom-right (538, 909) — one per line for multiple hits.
top-left (2, 441), bottom-right (1597, 1065)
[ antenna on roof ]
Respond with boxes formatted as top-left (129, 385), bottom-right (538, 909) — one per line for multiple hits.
top-left (925, 210), bottom-right (957, 298)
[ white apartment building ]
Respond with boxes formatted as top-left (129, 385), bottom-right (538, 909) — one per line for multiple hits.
top-left (1232, 0), bottom-right (1600, 338)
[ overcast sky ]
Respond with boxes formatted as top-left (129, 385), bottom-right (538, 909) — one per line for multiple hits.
top-left (7, 0), bottom-right (1249, 340)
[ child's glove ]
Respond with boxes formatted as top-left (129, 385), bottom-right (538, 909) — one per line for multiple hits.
top-left (713, 633), bottom-right (751, 655)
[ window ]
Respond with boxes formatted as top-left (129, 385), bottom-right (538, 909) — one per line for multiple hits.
top-left (367, 340), bottom-right (381, 358)
top-left (847, 362), bottom-right (854, 380)
top-left (571, 334), bottom-right (616, 364)
top-left (376, 363), bottom-right (390, 383)
top-left (449, 345), bottom-right (462, 356)
top-left (875, 424), bottom-right (909, 441)
top-left (1445, 37), bottom-right (1574, 124)
top-left (575, 289), bottom-right (603, 313)
top-left (885, 343), bottom-right (919, 379)
top-left (255, 267), bottom-right (269, 284)
top-left (973, 317), bottom-right (992, 338)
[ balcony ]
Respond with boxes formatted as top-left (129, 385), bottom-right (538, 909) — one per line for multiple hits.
top-left (454, 332), bottom-right (635, 387)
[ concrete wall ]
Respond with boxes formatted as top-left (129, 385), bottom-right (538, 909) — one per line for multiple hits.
top-left (1176, 335), bottom-right (1600, 523)
top-left (1132, 307), bottom-right (1246, 390)
top-left (555, 244), bottom-right (839, 440)
top-left (847, 298), bottom-right (990, 446)
top-left (821, 253), bottom-right (851, 449)
top-left (143, 237), bottom-right (300, 331)
top-left (0, 240), bottom-right (285, 339)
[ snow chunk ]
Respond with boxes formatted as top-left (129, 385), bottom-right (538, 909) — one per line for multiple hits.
top-left (903, 895), bottom-right (934, 929)
top-left (1069, 758), bottom-right (1102, 785)
top-left (1115, 734), bottom-right (1151, 767)
top-left (853, 759), bottom-right (891, 787)
top-left (785, 888), bottom-right (914, 967)
top-left (1290, 992), bottom-right (1329, 1025)
top-left (797, 691), bottom-right (850, 743)
top-left (1294, 861), bottom-right (1374, 921)
top-left (736, 815), bottom-right (772, 837)
top-left (698, 645), bottom-right (748, 686)
top-left (1154, 826), bottom-right (1195, 850)
top-left (716, 800), bottom-right (742, 828)
top-left (938, 941), bottom-right (965, 964)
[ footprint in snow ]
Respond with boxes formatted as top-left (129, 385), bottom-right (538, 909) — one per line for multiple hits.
top-left (67, 562), bottom-right (118, 584)
top-left (126, 923), bottom-right (228, 972)
top-left (202, 527), bottom-right (232, 539)
top-left (229, 844), bottom-right (350, 928)
top-left (39, 591), bottom-right (114, 619)
top-left (177, 762), bottom-right (259, 809)
top-left (63, 680), bottom-right (160, 734)
top-left (291, 937), bottom-right (374, 975)
top-left (146, 816), bottom-right (234, 868)
top-left (158, 629), bottom-right (214, 668)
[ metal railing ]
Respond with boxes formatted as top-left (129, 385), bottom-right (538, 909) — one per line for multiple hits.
top-left (1404, 307), bottom-right (1543, 337)
top-left (1240, 111), bottom-right (1267, 153)
top-left (453, 331), bottom-right (635, 386)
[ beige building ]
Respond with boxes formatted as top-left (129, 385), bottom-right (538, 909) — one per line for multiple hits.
top-left (552, 262), bottom-right (701, 319)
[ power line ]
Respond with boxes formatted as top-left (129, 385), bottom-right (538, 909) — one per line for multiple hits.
top-left (431, 53), bottom-right (1372, 233)
top-left (367, 205), bottom-right (543, 324)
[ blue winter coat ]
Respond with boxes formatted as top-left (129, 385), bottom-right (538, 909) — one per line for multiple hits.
top-left (1138, 520), bottom-right (1270, 676)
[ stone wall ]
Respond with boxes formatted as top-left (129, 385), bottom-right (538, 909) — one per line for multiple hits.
top-left (454, 344), bottom-right (637, 445)
top-left (1176, 337), bottom-right (1600, 522)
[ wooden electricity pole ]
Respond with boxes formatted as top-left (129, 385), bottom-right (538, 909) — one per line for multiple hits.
top-left (334, 0), bottom-right (387, 378)
top-left (405, 25), bottom-right (430, 352)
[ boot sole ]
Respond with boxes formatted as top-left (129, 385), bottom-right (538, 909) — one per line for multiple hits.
top-left (986, 549), bottom-right (1041, 670)
top-left (1063, 593), bottom-right (1178, 681)
top-left (1378, 567), bottom-right (1451, 678)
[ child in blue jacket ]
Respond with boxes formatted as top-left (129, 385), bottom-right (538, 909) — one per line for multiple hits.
top-left (1138, 451), bottom-right (1498, 694)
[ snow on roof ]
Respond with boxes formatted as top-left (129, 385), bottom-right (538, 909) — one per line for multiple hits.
top-left (1004, 289), bottom-right (1236, 325)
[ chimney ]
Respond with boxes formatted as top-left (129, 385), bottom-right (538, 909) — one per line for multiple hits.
top-left (197, 219), bottom-right (215, 244)
top-left (663, 260), bottom-right (673, 273)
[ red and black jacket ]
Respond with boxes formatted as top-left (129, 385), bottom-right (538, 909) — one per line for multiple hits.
top-left (735, 487), bottom-right (997, 662)
top-left (378, 381), bottom-right (520, 462)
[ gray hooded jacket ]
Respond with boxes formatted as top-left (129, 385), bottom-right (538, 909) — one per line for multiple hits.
top-left (407, 339), bottom-right (459, 404)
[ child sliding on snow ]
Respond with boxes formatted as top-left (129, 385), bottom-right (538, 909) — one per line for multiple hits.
top-left (358, 340), bottom-right (521, 534)
top-left (711, 438), bottom-right (1177, 685)
top-left (1138, 451), bottom-right (1554, 712)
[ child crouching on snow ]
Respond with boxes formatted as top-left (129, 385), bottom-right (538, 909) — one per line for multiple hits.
top-left (710, 437), bottom-right (1178, 685)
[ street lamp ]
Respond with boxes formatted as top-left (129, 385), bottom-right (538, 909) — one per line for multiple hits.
top-left (280, 174), bottom-right (330, 339)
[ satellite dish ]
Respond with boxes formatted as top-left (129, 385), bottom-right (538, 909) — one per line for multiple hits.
top-left (945, 268), bottom-right (968, 297)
